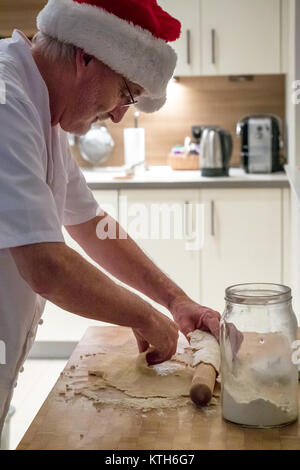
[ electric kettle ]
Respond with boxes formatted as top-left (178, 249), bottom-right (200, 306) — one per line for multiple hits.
top-left (198, 126), bottom-right (233, 177)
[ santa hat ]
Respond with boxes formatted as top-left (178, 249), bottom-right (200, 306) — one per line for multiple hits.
top-left (36, 0), bottom-right (181, 113)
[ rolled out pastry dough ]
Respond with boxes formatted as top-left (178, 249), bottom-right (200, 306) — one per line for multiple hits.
top-left (88, 350), bottom-right (194, 399)
top-left (187, 329), bottom-right (221, 374)
top-left (83, 331), bottom-right (220, 405)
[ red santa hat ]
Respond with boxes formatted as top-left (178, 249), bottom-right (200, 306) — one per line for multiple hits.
top-left (36, 0), bottom-right (181, 113)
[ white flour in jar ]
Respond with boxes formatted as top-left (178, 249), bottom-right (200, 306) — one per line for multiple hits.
top-left (222, 388), bottom-right (295, 427)
top-left (221, 331), bottom-right (298, 427)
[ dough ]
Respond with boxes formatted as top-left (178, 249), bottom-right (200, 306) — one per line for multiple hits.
top-left (88, 350), bottom-right (194, 398)
top-left (77, 387), bottom-right (191, 410)
top-left (187, 330), bottom-right (221, 373)
top-left (68, 330), bottom-right (221, 410)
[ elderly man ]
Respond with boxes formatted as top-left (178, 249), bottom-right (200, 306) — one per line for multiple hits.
top-left (0, 0), bottom-right (220, 434)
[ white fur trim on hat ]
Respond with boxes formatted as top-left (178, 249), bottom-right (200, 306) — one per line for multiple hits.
top-left (136, 95), bottom-right (166, 113)
top-left (37, 0), bottom-right (177, 113)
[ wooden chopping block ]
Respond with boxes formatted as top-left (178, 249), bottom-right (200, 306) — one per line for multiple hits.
top-left (189, 362), bottom-right (217, 407)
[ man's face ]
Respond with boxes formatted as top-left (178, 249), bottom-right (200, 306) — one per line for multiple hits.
top-left (59, 53), bottom-right (143, 135)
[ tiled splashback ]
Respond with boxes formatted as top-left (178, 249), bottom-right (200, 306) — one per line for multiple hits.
top-left (75, 74), bottom-right (286, 169)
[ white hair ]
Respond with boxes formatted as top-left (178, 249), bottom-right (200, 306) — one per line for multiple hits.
top-left (32, 31), bottom-right (77, 62)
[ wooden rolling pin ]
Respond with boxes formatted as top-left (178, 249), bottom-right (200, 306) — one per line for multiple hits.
top-left (189, 362), bottom-right (217, 407)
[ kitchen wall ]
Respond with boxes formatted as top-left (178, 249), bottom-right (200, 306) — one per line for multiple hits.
top-left (74, 74), bottom-right (286, 169)
top-left (0, 0), bottom-right (46, 38)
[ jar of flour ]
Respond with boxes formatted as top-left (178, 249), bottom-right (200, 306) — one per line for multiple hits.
top-left (220, 283), bottom-right (299, 428)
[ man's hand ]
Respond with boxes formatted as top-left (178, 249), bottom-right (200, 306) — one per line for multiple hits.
top-left (169, 296), bottom-right (221, 341)
top-left (132, 309), bottom-right (179, 366)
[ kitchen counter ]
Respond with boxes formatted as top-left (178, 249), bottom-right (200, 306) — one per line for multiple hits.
top-left (83, 166), bottom-right (289, 190)
top-left (17, 326), bottom-right (300, 451)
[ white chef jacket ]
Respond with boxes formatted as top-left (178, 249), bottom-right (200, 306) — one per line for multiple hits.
top-left (0, 30), bottom-right (100, 435)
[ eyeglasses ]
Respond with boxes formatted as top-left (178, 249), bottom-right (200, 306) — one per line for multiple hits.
top-left (121, 78), bottom-right (138, 108)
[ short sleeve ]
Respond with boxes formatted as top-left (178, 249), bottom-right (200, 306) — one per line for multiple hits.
top-left (62, 135), bottom-right (100, 226)
top-left (0, 97), bottom-right (64, 249)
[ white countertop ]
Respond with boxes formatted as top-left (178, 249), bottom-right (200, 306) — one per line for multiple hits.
top-left (82, 166), bottom-right (288, 190)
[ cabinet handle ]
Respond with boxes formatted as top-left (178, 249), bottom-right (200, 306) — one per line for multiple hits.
top-left (211, 29), bottom-right (216, 65)
top-left (211, 200), bottom-right (215, 236)
top-left (184, 201), bottom-right (195, 239)
top-left (186, 29), bottom-right (191, 65)
top-left (185, 201), bottom-right (190, 238)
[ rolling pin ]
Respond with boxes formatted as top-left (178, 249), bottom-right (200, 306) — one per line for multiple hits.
top-left (189, 362), bottom-right (217, 407)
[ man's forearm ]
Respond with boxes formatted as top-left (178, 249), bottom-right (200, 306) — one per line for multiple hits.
top-left (66, 215), bottom-right (188, 311)
top-left (12, 242), bottom-right (157, 330)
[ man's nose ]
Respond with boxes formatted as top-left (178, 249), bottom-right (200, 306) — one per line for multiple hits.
top-left (109, 106), bottom-right (129, 123)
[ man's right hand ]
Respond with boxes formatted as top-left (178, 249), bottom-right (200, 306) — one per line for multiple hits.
top-left (132, 309), bottom-right (179, 366)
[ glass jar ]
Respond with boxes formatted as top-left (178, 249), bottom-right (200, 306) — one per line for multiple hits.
top-left (220, 283), bottom-right (298, 428)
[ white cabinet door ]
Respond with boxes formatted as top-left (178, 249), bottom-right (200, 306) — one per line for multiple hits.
top-left (119, 189), bottom-right (202, 312)
top-left (283, 187), bottom-right (291, 287)
top-left (201, 0), bottom-right (281, 75)
top-left (36, 190), bottom-right (119, 342)
top-left (158, 0), bottom-right (201, 76)
top-left (200, 188), bottom-right (282, 313)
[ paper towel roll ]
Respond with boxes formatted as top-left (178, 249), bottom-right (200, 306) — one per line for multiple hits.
top-left (124, 128), bottom-right (145, 167)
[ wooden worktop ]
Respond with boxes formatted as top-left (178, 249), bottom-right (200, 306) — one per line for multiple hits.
top-left (17, 326), bottom-right (300, 450)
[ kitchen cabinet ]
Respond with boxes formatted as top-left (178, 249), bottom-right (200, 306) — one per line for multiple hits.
top-left (200, 0), bottom-right (281, 75)
top-left (159, 0), bottom-right (281, 76)
top-left (119, 189), bottom-right (201, 308)
top-left (119, 187), bottom-right (288, 316)
top-left (36, 190), bottom-right (118, 342)
top-left (199, 188), bottom-right (284, 312)
top-left (157, 0), bottom-right (201, 76)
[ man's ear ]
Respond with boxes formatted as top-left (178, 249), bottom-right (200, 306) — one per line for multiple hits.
top-left (83, 53), bottom-right (93, 66)
top-left (75, 49), bottom-right (93, 73)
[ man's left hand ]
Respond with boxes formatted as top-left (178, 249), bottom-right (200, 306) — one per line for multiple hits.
top-left (170, 296), bottom-right (221, 341)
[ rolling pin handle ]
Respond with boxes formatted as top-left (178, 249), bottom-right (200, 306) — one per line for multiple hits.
top-left (189, 363), bottom-right (217, 407)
